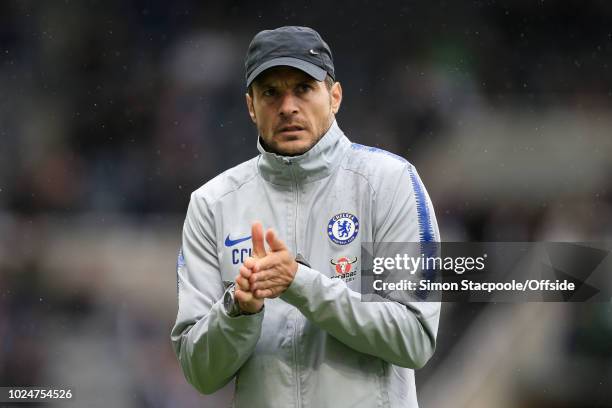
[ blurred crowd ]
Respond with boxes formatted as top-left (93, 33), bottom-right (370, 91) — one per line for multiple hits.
top-left (2, 1), bottom-right (611, 214)
top-left (1, 1), bottom-right (611, 407)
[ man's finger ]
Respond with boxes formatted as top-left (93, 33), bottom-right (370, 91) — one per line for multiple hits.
top-left (236, 275), bottom-right (250, 291)
top-left (239, 265), bottom-right (253, 280)
top-left (252, 254), bottom-right (279, 274)
top-left (251, 278), bottom-right (282, 291)
top-left (249, 268), bottom-right (274, 285)
top-left (265, 228), bottom-right (287, 252)
top-left (255, 288), bottom-right (279, 299)
top-left (244, 257), bottom-right (257, 269)
top-left (252, 221), bottom-right (266, 258)
top-left (234, 288), bottom-right (252, 303)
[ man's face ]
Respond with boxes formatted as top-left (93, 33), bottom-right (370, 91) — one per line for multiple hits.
top-left (246, 66), bottom-right (342, 156)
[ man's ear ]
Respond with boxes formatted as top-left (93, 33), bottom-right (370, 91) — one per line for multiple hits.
top-left (330, 82), bottom-right (343, 115)
top-left (246, 93), bottom-right (257, 124)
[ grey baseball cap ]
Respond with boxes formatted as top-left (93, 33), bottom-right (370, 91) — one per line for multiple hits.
top-left (245, 26), bottom-right (335, 88)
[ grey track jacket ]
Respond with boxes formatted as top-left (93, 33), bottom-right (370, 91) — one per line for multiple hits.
top-left (171, 120), bottom-right (441, 408)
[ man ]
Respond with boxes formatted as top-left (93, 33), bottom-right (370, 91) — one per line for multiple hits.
top-left (171, 26), bottom-right (441, 408)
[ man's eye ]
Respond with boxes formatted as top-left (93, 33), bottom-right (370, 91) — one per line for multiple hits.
top-left (262, 89), bottom-right (276, 97)
top-left (297, 84), bottom-right (312, 93)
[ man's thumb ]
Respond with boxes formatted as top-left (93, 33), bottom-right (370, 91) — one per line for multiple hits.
top-left (265, 229), bottom-right (285, 252)
top-left (252, 221), bottom-right (266, 257)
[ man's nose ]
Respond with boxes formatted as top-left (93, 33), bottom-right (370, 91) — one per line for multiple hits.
top-left (278, 93), bottom-right (299, 116)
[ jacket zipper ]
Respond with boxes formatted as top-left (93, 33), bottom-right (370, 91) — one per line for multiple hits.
top-left (286, 160), bottom-right (301, 408)
top-left (292, 312), bottom-right (301, 408)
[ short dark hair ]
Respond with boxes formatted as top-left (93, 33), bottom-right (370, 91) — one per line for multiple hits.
top-left (247, 74), bottom-right (335, 98)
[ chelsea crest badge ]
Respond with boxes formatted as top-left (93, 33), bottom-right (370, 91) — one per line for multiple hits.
top-left (327, 212), bottom-right (359, 245)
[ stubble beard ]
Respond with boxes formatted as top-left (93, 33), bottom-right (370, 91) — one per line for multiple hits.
top-left (260, 111), bottom-right (335, 157)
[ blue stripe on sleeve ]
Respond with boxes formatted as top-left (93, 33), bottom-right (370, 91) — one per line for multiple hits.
top-left (351, 143), bottom-right (435, 243)
top-left (407, 166), bottom-right (438, 299)
top-left (350, 143), bottom-right (437, 299)
top-left (176, 247), bottom-right (185, 297)
top-left (407, 166), bottom-right (435, 243)
top-left (351, 143), bottom-right (407, 163)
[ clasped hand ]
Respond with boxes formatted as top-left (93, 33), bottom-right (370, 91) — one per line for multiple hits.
top-left (233, 222), bottom-right (298, 313)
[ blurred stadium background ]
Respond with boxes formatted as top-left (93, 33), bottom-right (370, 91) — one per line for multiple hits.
top-left (1, 1), bottom-right (611, 407)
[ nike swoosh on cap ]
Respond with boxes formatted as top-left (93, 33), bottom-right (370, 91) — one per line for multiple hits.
top-left (224, 234), bottom-right (252, 247)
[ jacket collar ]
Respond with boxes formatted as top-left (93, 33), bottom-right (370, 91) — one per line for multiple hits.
top-left (256, 120), bottom-right (350, 185)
